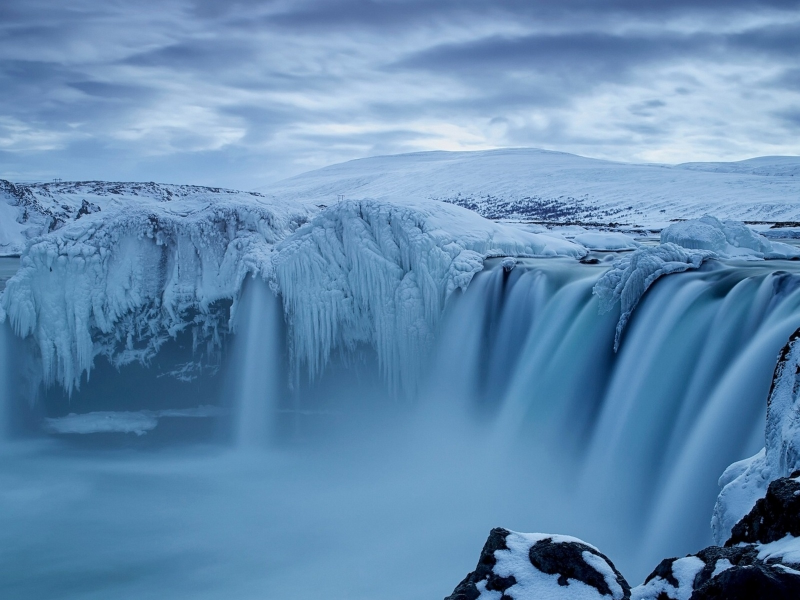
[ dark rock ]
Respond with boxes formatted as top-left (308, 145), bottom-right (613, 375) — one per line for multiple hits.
top-left (445, 528), bottom-right (516, 600)
top-left (690, 563), bottom-right (800, 600)
top-left (528, 538), bottom-right (629, 598)
top-left (727, 471), bottom-right (800, 546)
top-left (445, 529), bottom-right (630, 600)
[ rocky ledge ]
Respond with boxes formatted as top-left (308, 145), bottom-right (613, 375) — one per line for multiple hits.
top-left (446, 474), bottom-right (800, 600)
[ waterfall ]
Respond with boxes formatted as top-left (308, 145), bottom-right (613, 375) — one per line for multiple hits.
top-left (227, 277), bottom-right (284, 448)
top-left (0, 322), bottom-right (9, 441)
top-left (423, 258), bottom-right (800, 578)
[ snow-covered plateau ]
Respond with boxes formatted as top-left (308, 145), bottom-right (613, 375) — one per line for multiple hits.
top-left (3, 148), bottom-right (800, 599)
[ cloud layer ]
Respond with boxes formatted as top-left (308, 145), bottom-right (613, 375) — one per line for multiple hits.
top-left (1, 0), bottom-right (798, 188)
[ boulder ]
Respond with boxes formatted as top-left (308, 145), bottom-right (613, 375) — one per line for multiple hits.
top-left (445, 528), bottom-right (630, 600)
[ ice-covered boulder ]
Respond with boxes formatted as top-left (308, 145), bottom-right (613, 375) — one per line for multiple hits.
top-left (273, 199), bottom-right (585, 395)
top-left (661, 216), bottom-right (800, 260)
top-left (445, 528), bottom-right (630, 600)
top-left (593, 243), bottom-right (715, 351)
top-left (712, 328), bottom-right (800, 544)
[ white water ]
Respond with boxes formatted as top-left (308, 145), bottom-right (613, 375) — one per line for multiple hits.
top-left (2, 258), bottom-right (800, 597)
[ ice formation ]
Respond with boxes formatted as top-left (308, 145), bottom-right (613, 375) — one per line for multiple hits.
top-left (593, 243), bottom-right (715, 351)
top-left (572, 231), bottom-right (639, 251)
top-left (273, 199), bottom-right (585, 394)
top-left (0, 193), bottom-right (309, 392)
top-left (0, 187), bottom-right (585, 395)
top-left (661, 215), bottom-right (800, 260)
top-left (712, 328), bottom-right (800, 544)
top-left (43, 406), bottom-right (224, 435)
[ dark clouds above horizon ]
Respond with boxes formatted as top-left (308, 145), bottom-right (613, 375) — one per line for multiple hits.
top-left (1, 0), bottom-right (799, 189)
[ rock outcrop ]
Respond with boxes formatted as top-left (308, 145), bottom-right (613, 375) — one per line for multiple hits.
top-left (445, 528), bottom-right (630, 600)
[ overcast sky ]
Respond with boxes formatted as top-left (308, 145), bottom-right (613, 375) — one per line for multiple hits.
top-left (1, 0), bottom-right (799, 189)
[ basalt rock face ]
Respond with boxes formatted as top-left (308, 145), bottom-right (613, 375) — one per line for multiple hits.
top-left (445, 528), bottom-right (630, 600)
top-left (446, 528), bottom-right (516, 600)
top-left (727, 471), bottom-right (800, 546)
top-left (631, 543), bottom-right (800, 599)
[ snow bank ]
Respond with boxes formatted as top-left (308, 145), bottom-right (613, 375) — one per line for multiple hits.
top-left (273, 199), bottom-right (585, 395)
top-left (661, 215), bottom-right (800, 260)
top-left (593, 243), bottom-right (715, 351)
top-left (712, 328), bottom-right (800, 544)
top-left (1, 196), bottom-right (309, 392)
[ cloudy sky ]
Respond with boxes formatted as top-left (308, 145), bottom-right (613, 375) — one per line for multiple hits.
top-left (1, 0), bottom-right (799, 189)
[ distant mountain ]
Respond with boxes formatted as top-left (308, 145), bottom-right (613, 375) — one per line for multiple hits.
top-left (259, 148), bottom-right (800, 228)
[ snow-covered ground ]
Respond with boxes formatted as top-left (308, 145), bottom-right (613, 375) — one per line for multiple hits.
top-left (0, 180), bottom-right (283, 256)
top-left (259, 148), bottom-right (800, 228)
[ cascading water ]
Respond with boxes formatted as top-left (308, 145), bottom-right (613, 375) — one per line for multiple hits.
top-left (423, 258), bottom-right (800, 578)
top-left (3, 255), bottom-right (800, 598)
top-left (0, 321), bottom-right (10, 441)
top-left (227, 277), bottom-right (284, 448)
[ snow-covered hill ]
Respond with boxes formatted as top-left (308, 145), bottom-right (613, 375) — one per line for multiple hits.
top-left (259, 148), bottom-right (800, 228)
top-left (0, 180), bottom-right (271, 256)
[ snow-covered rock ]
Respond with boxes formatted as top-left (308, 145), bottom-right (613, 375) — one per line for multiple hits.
top-left (712, 328), bottom-right (800, 544)
top-left (273, 199), bottom-right (585, 395)
top-left (631, 543), bottom-right (800, 600)
top-left (634, 472), bottom-right (800, 599)
top-left (445, 527), bottom-right (630, 600)
top-left (661, 216), bottom-right (800, 260)
top-left (593, 243), bottom-right (715, 351)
